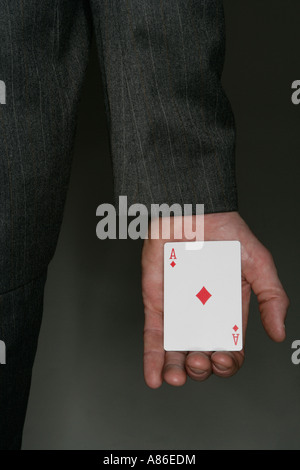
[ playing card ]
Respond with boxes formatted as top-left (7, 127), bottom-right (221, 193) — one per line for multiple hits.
top-left (164, 241), bottom-right (242, 351)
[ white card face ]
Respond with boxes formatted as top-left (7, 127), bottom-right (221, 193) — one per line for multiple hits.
top-left (164, 241), bottom-right (242, 351)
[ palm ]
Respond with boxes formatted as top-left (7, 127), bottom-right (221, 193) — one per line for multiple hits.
top-left (142, 212), bottom-right (289, 387)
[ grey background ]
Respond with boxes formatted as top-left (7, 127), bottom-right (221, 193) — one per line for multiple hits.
top-left (22, 1), bottom-right (300, 449)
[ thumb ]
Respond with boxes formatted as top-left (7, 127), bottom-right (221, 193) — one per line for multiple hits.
top-left (243, 244), bottom-right (289, 342)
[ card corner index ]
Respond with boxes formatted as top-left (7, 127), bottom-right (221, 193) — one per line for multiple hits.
top-left (235, 340), bottom-right (243, 352)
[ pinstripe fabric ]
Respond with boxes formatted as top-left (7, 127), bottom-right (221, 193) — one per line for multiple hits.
top-left (0, 0), bottom-right (237, 449)
top-left (0, 0), bottom-right (92, 449)
top-left (92, 0), bottom-right (237, 213)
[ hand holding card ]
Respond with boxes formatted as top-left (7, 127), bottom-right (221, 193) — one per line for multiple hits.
top-left (142, 212), bottom-right (289, 388)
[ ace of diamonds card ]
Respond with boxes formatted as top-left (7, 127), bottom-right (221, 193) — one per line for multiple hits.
top-left (164, 241), bottom-right (243, 351)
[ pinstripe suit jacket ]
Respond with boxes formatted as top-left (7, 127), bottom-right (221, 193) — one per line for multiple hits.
top-left (94, 0), bottom-right (238, 214)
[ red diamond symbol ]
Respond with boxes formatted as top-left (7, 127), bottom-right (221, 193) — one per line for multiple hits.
top-left (196, 287), bottom-right (212, 305)
top-left (170, 261), bottom-right (176, 268)
top-left (233, 325), bottom-right (239, 332)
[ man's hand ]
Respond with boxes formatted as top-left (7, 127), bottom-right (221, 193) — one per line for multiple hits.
top-left (141, 211), bottom-right (289, 388)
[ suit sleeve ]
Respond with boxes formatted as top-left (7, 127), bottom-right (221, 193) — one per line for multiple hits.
top-left (94, 0), bottom-right (238, 214)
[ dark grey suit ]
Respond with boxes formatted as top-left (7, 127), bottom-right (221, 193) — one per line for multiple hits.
top-left (0, 0), bottom-right (237, 449)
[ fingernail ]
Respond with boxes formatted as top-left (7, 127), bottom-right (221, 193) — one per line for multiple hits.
top-left (213, 362), bottom-right (228, 372)
top-left (189, 366), bottom-right (206, 375)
